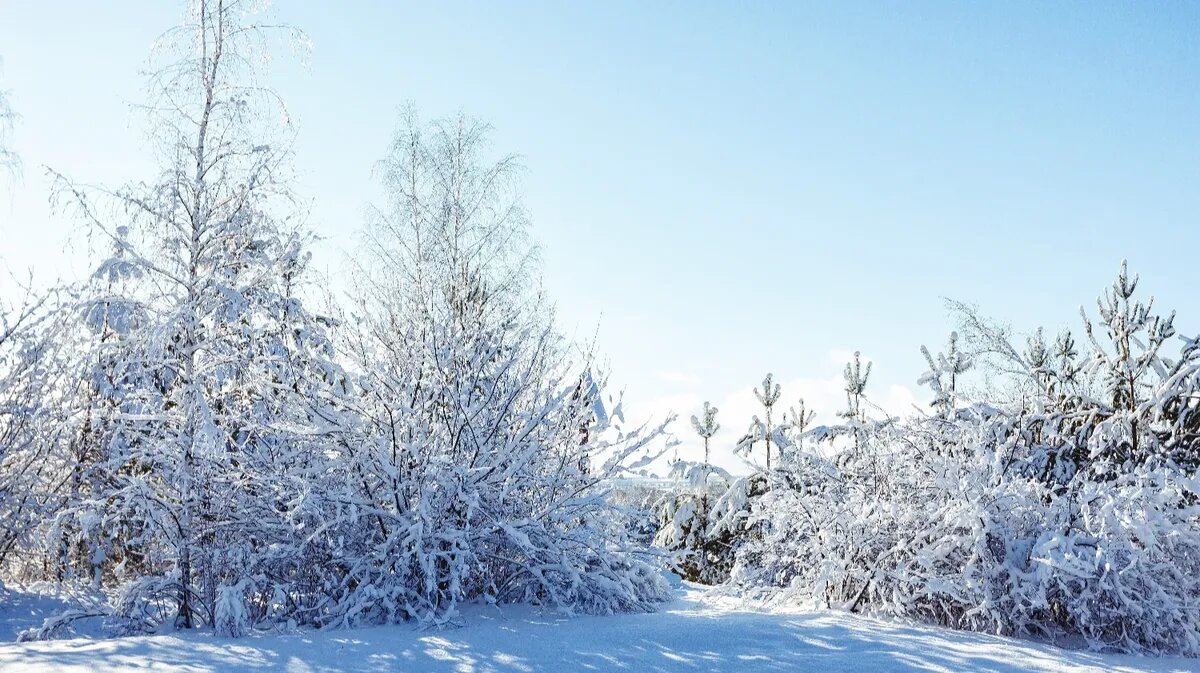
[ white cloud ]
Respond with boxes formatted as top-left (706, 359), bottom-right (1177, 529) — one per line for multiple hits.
top-left (655, 370), bottom-right (701, 385)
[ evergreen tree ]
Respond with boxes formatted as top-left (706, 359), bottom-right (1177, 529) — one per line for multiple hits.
top-left (840, 352), bottom-right (871, 423)
top-left (655, 400), bottom-right (734, 585)
top-left (918, 332), bottom-right (971, 415)
top-left (753, 374), bottom-right (781, 470)
top-left (691, 401), bottom-right (720, 465)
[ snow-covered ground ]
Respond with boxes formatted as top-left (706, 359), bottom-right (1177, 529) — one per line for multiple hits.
top-left (1, 584), bottom-right (1196, 673)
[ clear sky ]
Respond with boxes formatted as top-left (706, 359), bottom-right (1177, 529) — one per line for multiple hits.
top-left (2, 2), bottom-right (1199, 473)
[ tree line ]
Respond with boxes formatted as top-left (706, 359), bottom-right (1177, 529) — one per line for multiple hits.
top-left (657, 262), bottom-right (1200, 655)
top-left (3, 0), bottom-right (1198, 657)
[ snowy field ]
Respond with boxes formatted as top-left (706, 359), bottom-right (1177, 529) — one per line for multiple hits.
top-left (1, 585), bottom-right (1196, 673)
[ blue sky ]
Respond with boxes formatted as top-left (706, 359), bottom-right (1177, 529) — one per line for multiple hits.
top-left (2, 2), bottom-right (1199, 471)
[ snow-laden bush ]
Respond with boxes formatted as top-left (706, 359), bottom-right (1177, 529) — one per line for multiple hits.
top-left (1035, 462), bottom-right (1200, 653)
top-left (654, 402), bottom-right (770, 585)
top-left (724, 264), bottom-right (1200, 655)
top-left (736, 403), bottom-right (1200, 654)
top-left (213, 579), bottom-right (254, 638)
top-left (654, 459), bottom-right (741, 584)
top-left (608, 480), bottom-right (672, 547)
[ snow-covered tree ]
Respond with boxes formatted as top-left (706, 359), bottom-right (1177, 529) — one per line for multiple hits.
top-left (49, 227), bottom-right (147, 587)
top-left (320, 108), bottom-right (670, 626)
top-left (692, 401), bottom-right (719, 464)
top-left (655, 401), bottom-right (734, 584)
top-left (918, 331), bottom-right (971, 414)
top-left (840, 352), bottom-right (871, 423)
top-left (47, 0), bottom-right (344, 634)
top-left (0, 278), bottom-right (68, 573)
top-left (733, 374), bottom-right (784, 472)
top-left (6, 6), bottom-right (674, 636)
top-left (753, 374), bottom-right (781, 470)
top-left (780, 398), bottom-right (815, 454)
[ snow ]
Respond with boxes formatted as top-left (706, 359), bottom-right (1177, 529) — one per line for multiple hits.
top-left (0, 584), bottom-right (109, 643)
top-left (0, 586), bottom-right (83, 643)
top-left (1, 585), bottom-right (1195, 673)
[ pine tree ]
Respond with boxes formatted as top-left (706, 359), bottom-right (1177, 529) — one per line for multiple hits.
top-left (918, 332), bottom-right (971, 414)
top-left (691, 401), bottom-right (720, 465)
top-left (1082, 260), bottom-right (1175, 414)
top-left (690, 401), bottom-right (719, 576)
top-left (840, 351), bottom-right (871, 423)
top-left (754, 374), bottom-right (781, 470)
top-left (656, 401), bottom-right (736, 585)
top-left (782, 397), bottom-right (815, 458)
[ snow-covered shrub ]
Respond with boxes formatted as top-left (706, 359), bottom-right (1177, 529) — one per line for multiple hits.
top-left (608, 480), bottom-right (672, 546)
top-left (654, 402), bottom-right (746, 584)
top-left (655, 460), bottom-right (740, 584)
top-left (1034, 462), bottom-right (1200, 653)
top-left (214, 579), bottom-right (254, 638)
top-left (16, 609), bottom-right (107, 643)
top-left (736, 401), bottom-right (1200, 652)
top-left (727, 267), bottom-right (1200, 655)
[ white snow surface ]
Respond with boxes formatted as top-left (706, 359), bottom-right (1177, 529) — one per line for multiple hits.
top-left (1, 584), bottom-right (1197, 673)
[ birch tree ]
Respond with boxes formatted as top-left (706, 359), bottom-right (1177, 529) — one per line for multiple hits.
top-left (323, 108), bottom-right (670, 626)
top-left (48, 0), bottom-right (341, 633)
